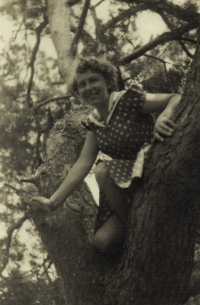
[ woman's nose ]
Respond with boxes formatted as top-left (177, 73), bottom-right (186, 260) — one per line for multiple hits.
top-left (85, 82), bottom-right (93, 90)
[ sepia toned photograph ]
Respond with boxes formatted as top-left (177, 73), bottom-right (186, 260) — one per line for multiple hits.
top-left (0, 1), bottom-right (200, 304)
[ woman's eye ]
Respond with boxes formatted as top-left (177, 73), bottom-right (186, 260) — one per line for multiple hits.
top-left (78, 82), bottom-right (85, 88)
top-left (91, 78), bottom-right (98, 83)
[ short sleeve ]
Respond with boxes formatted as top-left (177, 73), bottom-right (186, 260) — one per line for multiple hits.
top-left (123, 84), bottom-right (146, 113)
top-left (81, 117), bottom-right (94, 131)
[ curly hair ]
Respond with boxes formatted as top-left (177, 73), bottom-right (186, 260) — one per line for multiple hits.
top-left (69, 57), bottom-right (118, 96)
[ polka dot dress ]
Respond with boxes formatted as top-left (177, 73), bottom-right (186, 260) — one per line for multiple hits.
top-left (83, 85), bottom-right (154, 188)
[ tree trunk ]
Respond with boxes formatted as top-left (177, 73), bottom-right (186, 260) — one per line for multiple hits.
top-left (47, 0), bottom-right (75, 83)
top-left (26, 109), bottom-right (121, 305)
top-left (103, 29), bottom-right (200, 305)
top-left (24, 21), bottom-right (200, 305)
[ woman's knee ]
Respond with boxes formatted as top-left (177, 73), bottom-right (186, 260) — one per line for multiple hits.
top-left (93, 230), bottom-right (124, 255)
top-left (95, 162), bottom-right (109, 188)
top-left (93, 216), bottom-right (126, 255)
top-left (93, 231), bottom-right (112, 254)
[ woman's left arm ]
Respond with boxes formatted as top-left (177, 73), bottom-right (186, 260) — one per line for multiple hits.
top-left (142, 93), bottom-right (181, 114)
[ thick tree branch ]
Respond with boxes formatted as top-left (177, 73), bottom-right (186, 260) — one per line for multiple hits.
top-left (0, 213), bottom-right (30, 275)
top-left (147, 0), bottom-right (199, 23)
top-left (120, 18), bottom-right (199, 64)
top-left (71, 25), bottom-right (94, 42)
top-left (102, 5), bottom-right (144, 32)
top-left (47, 0), bottom-right (75, 83)
top-left (154, 9), bottom-right (194, 60)
top-left (70, 0), bottom-right (91, 56)
top-left (90, 6), bottom-right (101, 37)
top-left (67, 0), bottom-right (82, 6)
top-left (103, 1), bottom-right (200, 33)
top-left (116, 0), bottom-right (200, 23)
top-left (90, 5), bottom-right (107, 58)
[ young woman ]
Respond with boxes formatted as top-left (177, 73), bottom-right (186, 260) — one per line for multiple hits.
top-left (31, 57), bottom-right (181, 255)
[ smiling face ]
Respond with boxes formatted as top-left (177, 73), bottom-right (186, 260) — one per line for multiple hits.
top-left (76, 70), bottom-right (110, 108)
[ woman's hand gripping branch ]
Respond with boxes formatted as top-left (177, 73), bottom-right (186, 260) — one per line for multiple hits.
top-left (153, 93), bottom-right (182, 142)
top-left (30, 196), bottom-right (53, 209)
top-left (154, 117), bottom-right (175, 142)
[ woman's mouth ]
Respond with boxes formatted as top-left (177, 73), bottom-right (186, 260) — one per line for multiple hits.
top-left (86, 92), bottom-right (99, 100)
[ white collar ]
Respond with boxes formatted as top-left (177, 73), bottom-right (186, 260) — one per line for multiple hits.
top-left (88, 90), bottom-right (125, 127)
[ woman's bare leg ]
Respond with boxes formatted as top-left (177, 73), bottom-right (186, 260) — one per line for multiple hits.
top-left (95, 162), bottom-right (129, 228)
top-left (93, 162), bottom-right (130, 255)
top-left (93, 214), bottom-right (126, 255)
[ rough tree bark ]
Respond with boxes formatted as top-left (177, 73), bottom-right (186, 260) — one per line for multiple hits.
top-left (25, 108), bottom-right (121, 305)
top-left (103, 29), bottom-right (200, 305)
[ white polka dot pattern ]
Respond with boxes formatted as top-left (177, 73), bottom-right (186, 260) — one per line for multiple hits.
top-left (82, 86), bottom-right (154, 188)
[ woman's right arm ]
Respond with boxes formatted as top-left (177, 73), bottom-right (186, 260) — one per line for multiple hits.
top-left (32, 131), bottom-right (99, 210)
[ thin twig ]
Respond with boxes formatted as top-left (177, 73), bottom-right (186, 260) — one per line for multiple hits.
top-left (3, 183), bottom-right (34, 196)
top-left (13, 18), bottom-right (25, 41)
top-left (41, 259), bottom-right (52, 277)
top-left (143, 54), bottom-right (171, 65)
top-left (4, 183), bottom-right (20, 194)
top-left (179, 40), bottom-right (194, 58)
top-left (25, 18), bottom-right (48, 171)
top-left (181, 37), bottom-right (197, 44)
top-left (29, 95), bottom-right (72, 112)
top-left (26, 17), bottom-right (48, 108)
top-left (91, 0), bottom-right (105, 8)
top-left (20, 178), bottom-right (37, 185)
